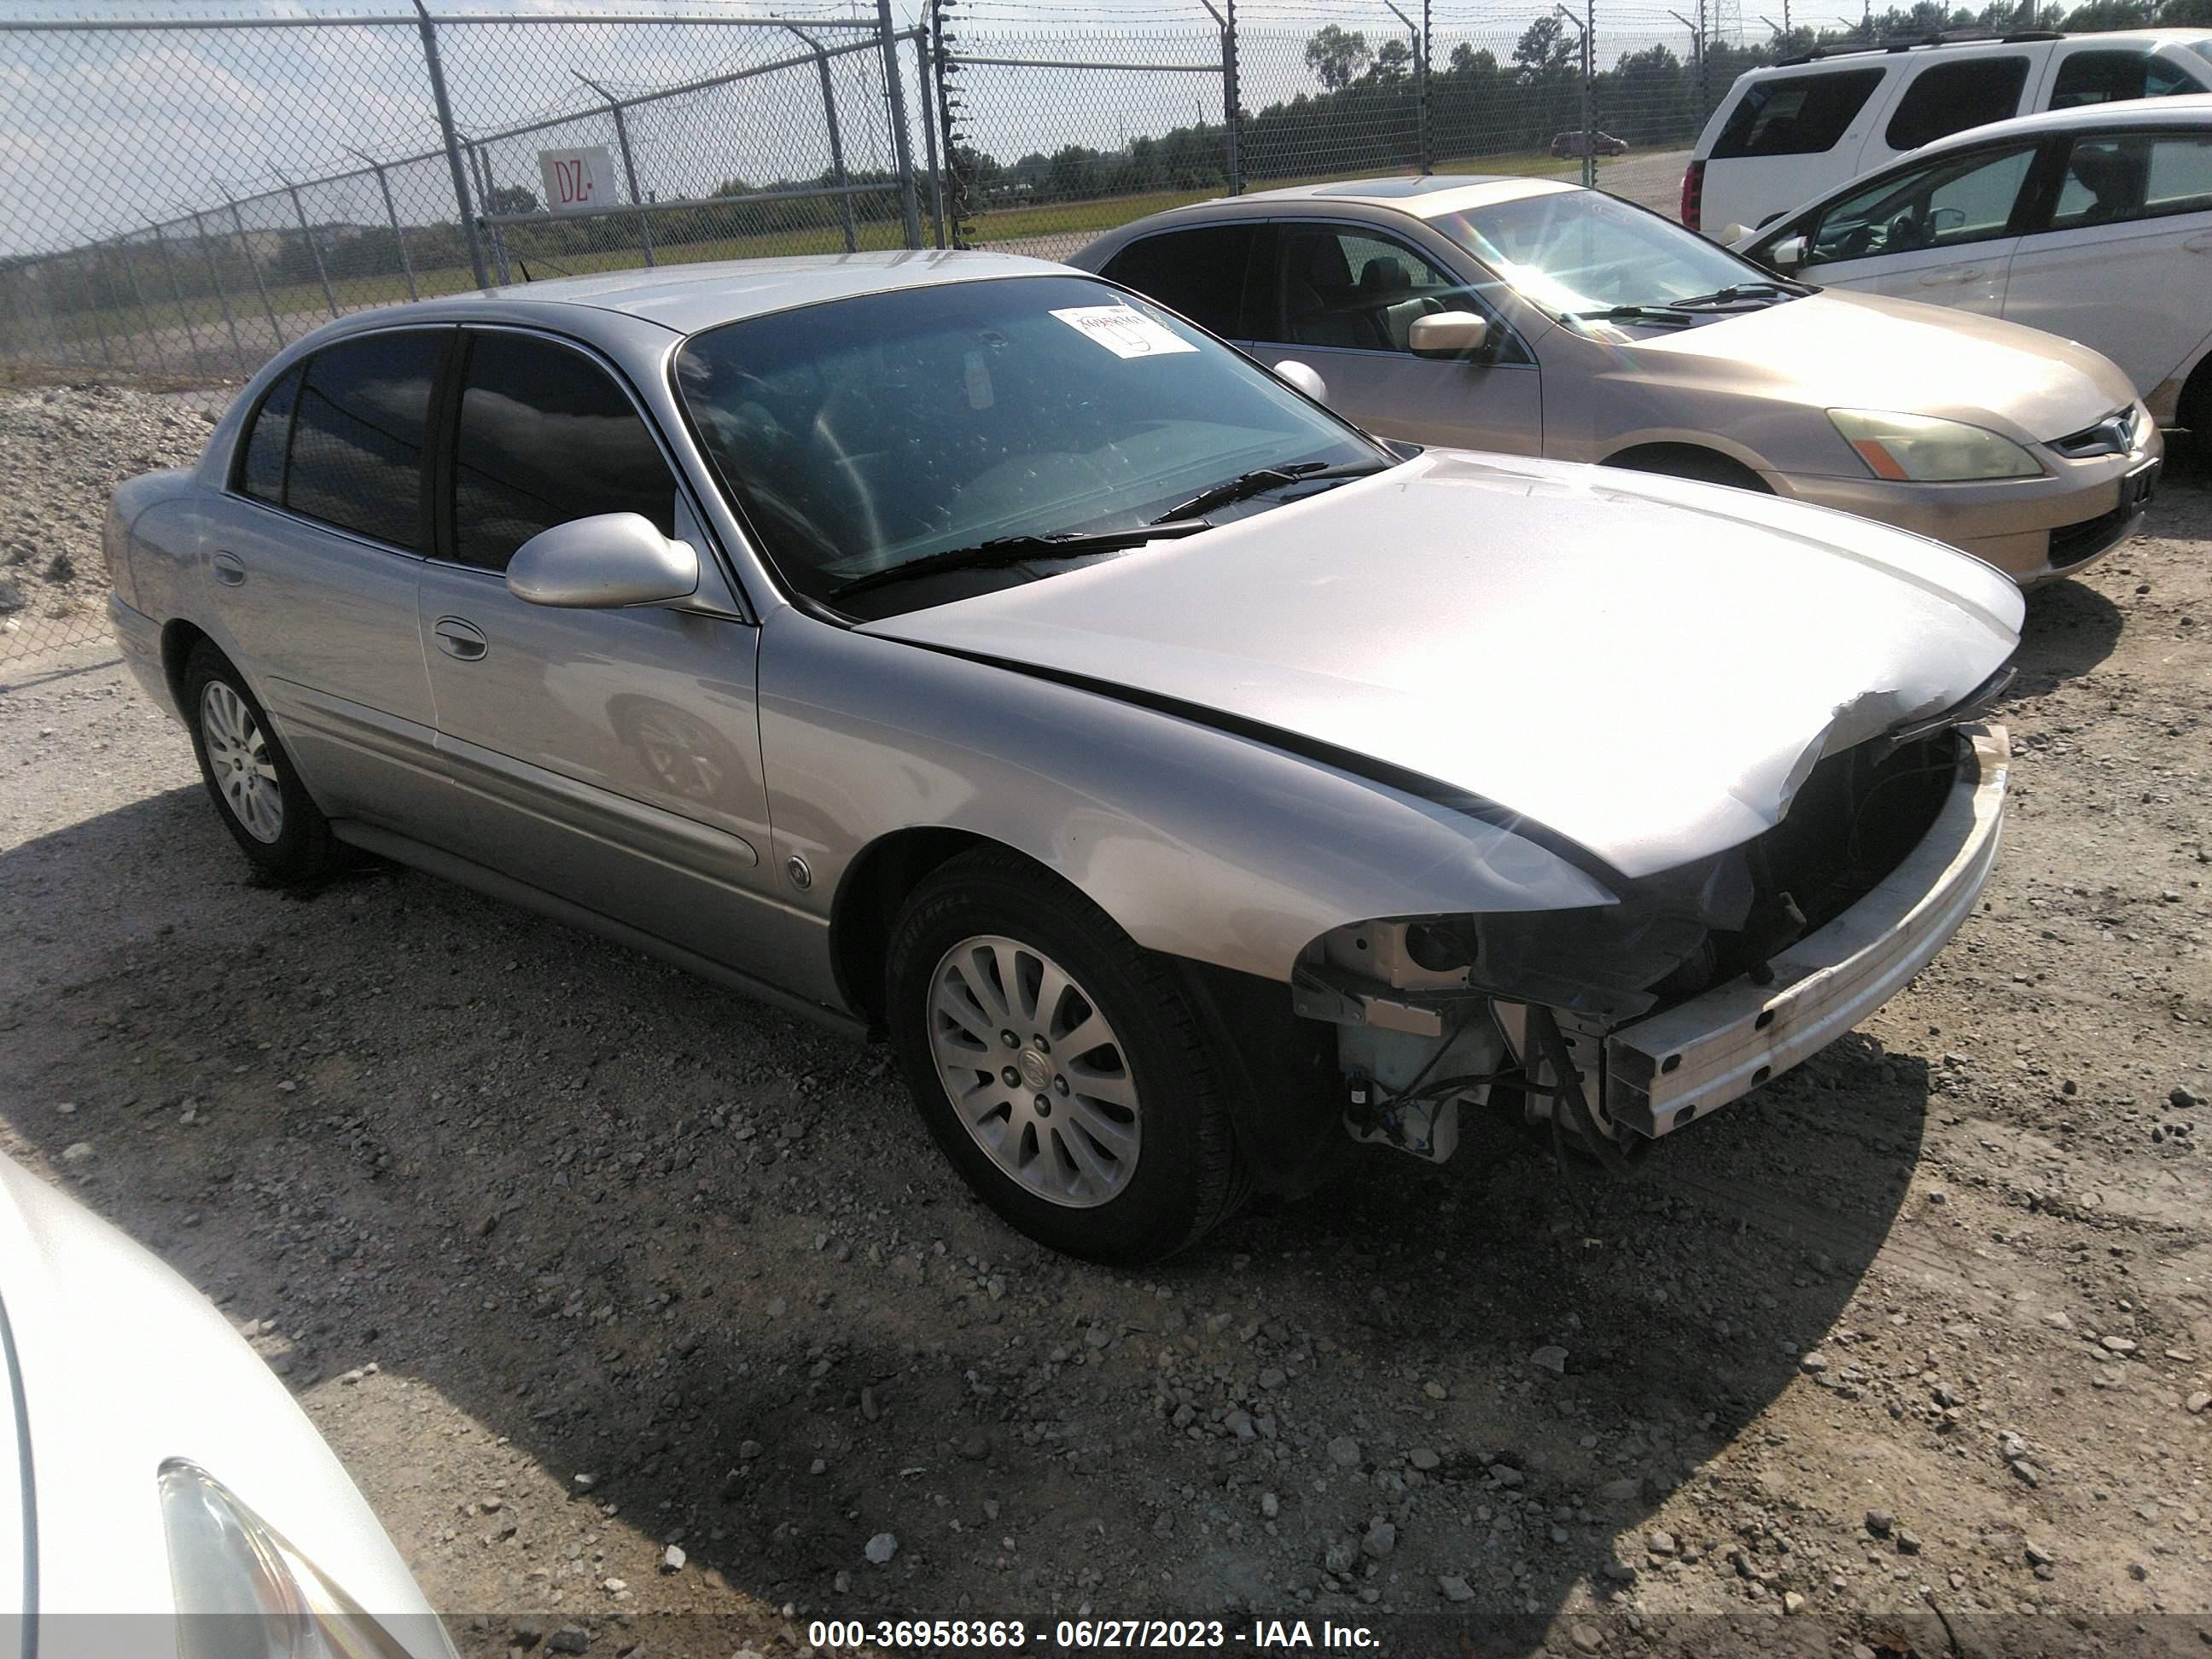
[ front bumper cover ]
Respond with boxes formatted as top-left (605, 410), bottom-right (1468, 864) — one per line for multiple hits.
top-left (1603, 721), bottom-right (2008, 1138)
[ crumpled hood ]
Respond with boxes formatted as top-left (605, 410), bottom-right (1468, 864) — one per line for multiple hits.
top-left (861, 451), bottom-right (2023, 881)
top-left (0, 1157), bottom-right (451, 1655)
top-left (1601, 290), bottom-right (2136, 443)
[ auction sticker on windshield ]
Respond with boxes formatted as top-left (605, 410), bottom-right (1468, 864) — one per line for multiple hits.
top-left (1051, 304), bottom-right (1198, 358)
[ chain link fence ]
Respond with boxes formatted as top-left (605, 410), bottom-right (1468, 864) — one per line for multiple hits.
top-left (927, 0), bottom-right (1774, 260)
top-left (0, 1), bottom-right (942, 669)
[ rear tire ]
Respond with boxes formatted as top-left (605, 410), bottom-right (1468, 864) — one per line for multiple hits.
top-left (183, 643), bottom-right (339, 883)
top-left (884, 847), bottom-right (1245, 1264)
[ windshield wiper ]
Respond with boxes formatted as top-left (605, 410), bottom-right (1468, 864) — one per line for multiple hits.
top-left (828, 517), bottom-right (1212, 603)
top-left (1155, 459), bottom-right (1391, 523)
top-left (1662, 281), bottom-right (1807, 307)
top-left (1563, 304), bottom-right (1697, 327)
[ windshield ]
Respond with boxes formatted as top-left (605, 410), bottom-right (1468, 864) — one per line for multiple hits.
top-left (673, 274), bottom-right (1381, 610)
top-left (1429, 190), bottom-right (1784, 320)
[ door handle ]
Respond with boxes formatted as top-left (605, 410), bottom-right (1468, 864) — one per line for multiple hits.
top-left (2184, 231), bottom-right (2212, 254)
top-left (433, 616), bottom-right (487, 661)
top-left (212, 550), bottom-right (246, 587)
top-left (1918, 267), bottom-right (1985, 286)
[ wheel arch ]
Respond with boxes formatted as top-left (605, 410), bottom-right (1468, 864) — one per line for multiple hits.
top-left (830, 825), bottom-right (1009, 1033)
top-left (1598, 440), bottom-right (1773, 492)
top-left (160, 618), bottom-right (218, 717)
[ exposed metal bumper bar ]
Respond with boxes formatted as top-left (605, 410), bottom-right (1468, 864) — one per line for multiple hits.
top-left (1604, 722), bottom-right (2010, 1138)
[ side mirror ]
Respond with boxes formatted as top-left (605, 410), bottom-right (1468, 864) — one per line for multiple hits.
top-left (1930, 206), bottom-right (1966, 232)
top-left (1709, 222), bottom-right (1752, 245)
top-left (1272, 359), bottom-right (1329, 403)
top-left (1407, 311), bottom-right (1491, 359)
top-left (1768, 234), bottom-right (1807, 270)
top-left (506, 512), bottom-right (700, 609)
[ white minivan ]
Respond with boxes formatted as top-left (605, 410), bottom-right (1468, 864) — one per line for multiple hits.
top-left (1735, 96), bottom-right (2212, 432)
top-left (1684, 29), bottom-right (2212, 236)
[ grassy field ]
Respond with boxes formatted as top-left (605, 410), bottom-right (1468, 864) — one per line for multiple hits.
top-left (20, 148), bottom-right (1603, 364)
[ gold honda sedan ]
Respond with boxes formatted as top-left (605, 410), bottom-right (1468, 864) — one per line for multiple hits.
top-left (1073, 175), bottom-right (2162, 585)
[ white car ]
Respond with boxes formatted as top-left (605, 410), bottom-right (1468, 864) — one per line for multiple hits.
top-left (1685, 28), bottom-right (2212, 238)
top-left (0, 1155), bottom-right (454, 1659)
top-left (1737, 95), bottom-right (2212, 434)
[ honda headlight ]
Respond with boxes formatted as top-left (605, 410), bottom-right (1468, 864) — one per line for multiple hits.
top-left (1829, 409), bottom-right (2041, 482)
top-left (158, 1463), bottom-right (453, 1659)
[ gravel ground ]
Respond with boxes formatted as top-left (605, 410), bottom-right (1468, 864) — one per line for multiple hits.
top-left (1, 382), bottom-right (2208, 1659)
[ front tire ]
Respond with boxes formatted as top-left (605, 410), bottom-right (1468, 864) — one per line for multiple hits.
top-left (183, 643), bottom-right (338, 882)
top-left (884, 848), bottom-right (1245, 1264)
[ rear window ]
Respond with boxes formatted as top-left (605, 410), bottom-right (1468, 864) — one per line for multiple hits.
top-left (1713, 68), bottom-right (1886, 160)
top-left (1100, 224), bottom-right (1259, 338)
top-left (1883, 56), bottom-right (2029, 152)
top-left (2050, 49), bottom-right (2207, 108)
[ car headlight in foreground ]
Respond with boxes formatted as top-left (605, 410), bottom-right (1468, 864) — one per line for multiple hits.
top-left (1829, 409), bottom-right (2042, 482)
top-left (159, 1463), bottom-right (450, 1659)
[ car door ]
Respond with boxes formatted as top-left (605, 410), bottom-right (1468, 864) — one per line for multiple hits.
top-left (1783, 139), bottom-right (2042, 315)
top-left (1249, 221), bottom-right (1541, 454)
top-left (2001, 127), bottom-right (2212, 401)
top-left (413, 325), bottom-right (783, 976)
top-left (199, 327), bottom-right (463, 840)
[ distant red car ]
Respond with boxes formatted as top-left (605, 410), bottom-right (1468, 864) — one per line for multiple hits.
top-left (1551, 130), bottom-right (1629, 157)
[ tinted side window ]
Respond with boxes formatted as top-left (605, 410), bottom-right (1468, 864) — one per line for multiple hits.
top-left (287, 332), bottom-right (441, 550)
top-left (1883, 57), bottom-right (2029, 152)
top-left (451, 332), bottom-right (677, 573)
top-left (238, 364), bottom-right (301, 506)
top-left (2050, 50), bottom-right (2205, 109)
top-left (1100, 225), bottom-right (1258, 336)
top-left (2047, 132), bottom-right (2212, 230)
top-left (1713, 68), bottom-right (1886, 159)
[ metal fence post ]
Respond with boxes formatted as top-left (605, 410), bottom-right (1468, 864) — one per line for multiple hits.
top-left (1198, 0), bottom-right (1242, 195)
top-left (115, 242), bottom-right (167, 374)
top-left (929, 0), bottom-right (969, 249)
top-left (78, 252), bottom-right (114, 368)
top-left (876, 0), bottom-right (924, 250)
top-left (411, 0), bottom-right (491, 290)
top-left (783, 34), bottom-right (858, 253)
top-left (222, 194), bottom-right (285, 351)
top-left (1384, 2), bottom-right (1425, 173)
top-left (910, 29), bottom-right (946, 247)
top-left (466, 142), bottom-right (511, 285)
top-left (574, 73), bottom-right (655, 267)
top-left (1585, 0), bottom-right (1596, 189)
top-left (282, 177), bottom-right (341, 319)
top-left (352, 150), bottom-right (418, 301)
top-left (148, 221), bottom-right (207, 378)
top-left (92, 245), bottom-right (142, 372)
top-left (189, 211), bottom-right (247, 370)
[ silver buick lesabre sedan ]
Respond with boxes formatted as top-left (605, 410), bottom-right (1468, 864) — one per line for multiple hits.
top-left (107, 252), bottom-right (2018, 1264)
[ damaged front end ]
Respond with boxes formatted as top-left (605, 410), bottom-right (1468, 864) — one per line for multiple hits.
top-left (1294, 721), bottom-right (2010, 1167)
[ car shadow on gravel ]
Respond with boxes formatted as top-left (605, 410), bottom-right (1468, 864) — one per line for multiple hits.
top-left (2016, 575), bottom-right (2124, 691)
top-left (0, 789), bottom-right (1933, 1658)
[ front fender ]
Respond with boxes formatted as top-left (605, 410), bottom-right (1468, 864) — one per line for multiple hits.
top-left (760, 614), bottom-right (1615, 998)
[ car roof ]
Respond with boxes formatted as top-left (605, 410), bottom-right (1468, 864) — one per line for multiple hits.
top-left (1144, 173), bottom-right (1580, 221)
top-left (1910, 89), bottom-right (2212, 156)
top-left (370, 248), bottom-right (1069, 336)
top-left (1749, 26), bottom-right (2210, 77)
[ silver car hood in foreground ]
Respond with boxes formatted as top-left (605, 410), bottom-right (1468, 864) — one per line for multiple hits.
top-left (863, 452), bottom-right (2023, 881)
top-left (0, 1157), bottom-right (451, 1656)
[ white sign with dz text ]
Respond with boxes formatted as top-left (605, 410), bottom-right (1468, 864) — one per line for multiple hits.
top-left (537, 146), bottom-right (619, 213)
